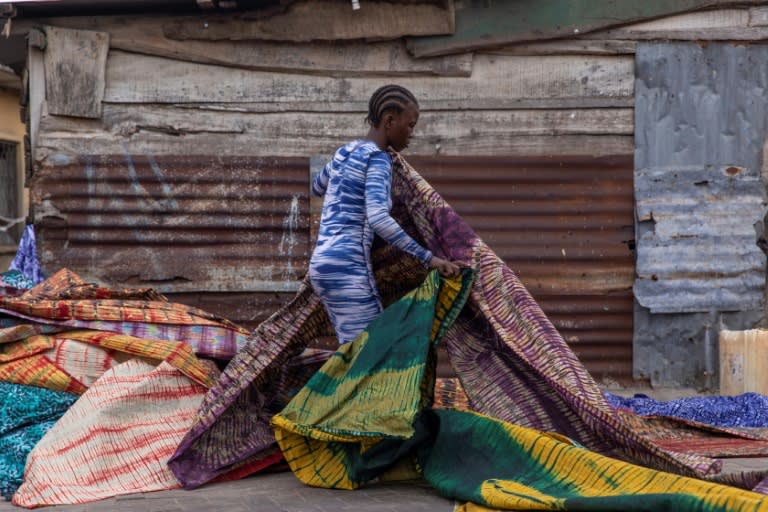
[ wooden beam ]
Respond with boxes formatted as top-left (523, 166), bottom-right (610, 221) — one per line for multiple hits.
top-left (27, 42), bottom-right (45, 170)
top-left (407, 0), bottom-right (768, 57)
top-left (43, 26), bottom-right (109, 119)
top-left (15, 16), bottom-right (471, 77)
top-left (582, 7), bottom-right (768, 40)
top-left (103, 51), bottom-right (634, 109)
top-left (36, 105), bottom-right (634, 160)
top-left (163, 0), bottom-right (455, 42)
top-left (486, 40), bottom-right (637, 56)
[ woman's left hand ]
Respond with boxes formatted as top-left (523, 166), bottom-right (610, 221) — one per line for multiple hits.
top-left (429, 256), bottom-right (461, 278)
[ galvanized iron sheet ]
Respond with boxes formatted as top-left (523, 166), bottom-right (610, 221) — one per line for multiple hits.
top-left (410, 155), bottom-right (635, 380)
top-left (32, 154), bottom-right (309, 293)
top-left (635, 43), bottom-right (768, 314)
top-left (635, 165), bottom-right (767, 313)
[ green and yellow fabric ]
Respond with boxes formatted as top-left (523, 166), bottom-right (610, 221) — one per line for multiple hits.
top-left (272, 270), bottom-right (768, 511)
top-left (271, 268), bottom-right (473, 489)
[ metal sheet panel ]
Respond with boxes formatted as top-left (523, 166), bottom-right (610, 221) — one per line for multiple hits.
top-left (32, 154), bottom-right (310, 293)
top-left (634, 165), bottom-right (766, 313)
top-left (410, 155), bottom-right (635, 380)
top-left (635, 43), bottom-right (768, 314)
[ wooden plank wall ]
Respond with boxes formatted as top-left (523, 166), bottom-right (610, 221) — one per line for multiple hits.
top-left (27, 4), bottom-right (768, 168)
top-left (20, 11), bottom-right (636, 170)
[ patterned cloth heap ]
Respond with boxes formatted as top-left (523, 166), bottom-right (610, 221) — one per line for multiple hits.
top-left (170, 153), bottom-right (768, 493)
top-left (272, 270), bottom-right (768, 511)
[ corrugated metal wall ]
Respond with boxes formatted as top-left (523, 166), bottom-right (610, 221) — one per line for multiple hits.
top-left (32, 153), bottom-right (635, 381)
top-left (411, 155), bottom-right (635, 380)
top-left (32, 154), bottom-right (310, 293)
top-left (634, 42), bottom-right (768, 387)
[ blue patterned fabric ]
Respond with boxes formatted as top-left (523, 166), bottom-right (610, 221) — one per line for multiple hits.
top-left (605, 392), bottom-right (768, 428)
top-left (0, 270), bottom-right (34, 290)
top-left (309, 141), bottom-right (432, 344)
top-left (9, 225), bottom-right (44, 285)
top-left (0, 382), bottom-right (78, 500)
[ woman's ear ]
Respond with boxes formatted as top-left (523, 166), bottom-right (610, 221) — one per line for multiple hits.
top-left (383, 112), bottom-right (394, 128)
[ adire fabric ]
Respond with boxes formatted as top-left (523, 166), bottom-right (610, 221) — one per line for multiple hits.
top-left (169, 154), bottom-right (768, 492)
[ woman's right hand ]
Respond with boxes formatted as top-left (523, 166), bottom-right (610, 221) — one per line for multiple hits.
top-left (429, 256), bottom-right (461, 278)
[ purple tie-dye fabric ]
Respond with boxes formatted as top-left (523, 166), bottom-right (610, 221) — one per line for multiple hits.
top-left (9, 226), bottom-right (44, 285)
top-left (169, 155), bottom-right (768, 491)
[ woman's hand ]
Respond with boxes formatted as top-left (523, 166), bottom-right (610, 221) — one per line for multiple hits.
top-left (429, 256), bottom-right (461, 278)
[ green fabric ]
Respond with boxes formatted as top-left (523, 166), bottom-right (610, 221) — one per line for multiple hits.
top-left (272, 270), bottom-right (768, 511)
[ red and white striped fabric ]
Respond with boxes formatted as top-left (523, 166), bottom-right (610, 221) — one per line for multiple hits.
top-left (13, 359), bottom-right (206, 507)
top-left (43, 338), bottom-right (128, 388)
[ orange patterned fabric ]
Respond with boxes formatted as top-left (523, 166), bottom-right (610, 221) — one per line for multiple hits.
top-left (2, 269), bottom-right (244, 330)
top-left (60, 330), bottom-right (214, 388)
top-left (0, 353), bottom-right (87, 394)
top-left (0, 334), bottom-right (56, 363)
top-left (0, 329), bottom-right (215, 393)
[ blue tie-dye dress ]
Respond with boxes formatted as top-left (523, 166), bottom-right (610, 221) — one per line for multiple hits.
top-left (309, 140), bottom-right (432, 344)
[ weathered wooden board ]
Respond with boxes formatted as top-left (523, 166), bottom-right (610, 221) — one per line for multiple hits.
top-left (163, 0), bottom-right (454, 41)
top-left (17, 16), bottom-right (471, 77)
top-left (36, 131), bottom-right (632, 161)
top-left (93, 105), bottom-right (633, 136)
top-left (488, 40), bottom-right (637, 56)
top-left (104, 51), bottom-right (634, 109)
top-left (0, 65), bottom-right (20, 90)
top-left (36, 104), bottom-right (634, 156)
top-left (43, 26), bottom-right (109, 119)
top-left (35, 105), bottom-right (633, 160)
top-left (407, 0), bottom-right (768, 57)
top-left (27, 43), bottom-right (45, 168)
top-left (584, 8), bottom-right (768, 40)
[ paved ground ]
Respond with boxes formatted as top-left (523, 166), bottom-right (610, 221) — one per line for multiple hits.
top-left (1, 386), bottom-right (766, 511)
top-left (2, 459), bottom-right (768, 511)
top-left (0, 473), bottom-right (456, 512)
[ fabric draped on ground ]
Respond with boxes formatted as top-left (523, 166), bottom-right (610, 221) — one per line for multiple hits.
top-left (607, 392), bottom-right (768, 428)
top-left (0, 268), bottom-right (232, 504)
top-left (0, 268), bottom-right (243, 395)
top-left (272, 270), bottom-right (768, 511)
top-left (12, 359), bottom-right (207, 507)
top-left (0, 382), bottom-right (77, 500)
top-left (170, 153), bottom-right (768, 493)
top-left (0, 269), bottom-right (249, 360)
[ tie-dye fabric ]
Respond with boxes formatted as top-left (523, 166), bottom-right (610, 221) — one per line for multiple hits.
top-left (0, 269), bottom-right (249, 359)
top-left (607, 392), bottom-right (768, 428)
top-left (0, 329), bottom-right (216, 393)
top-left (8, 225), bottom-right (44, 285)
top-left (273, 270), bottom-right (768, 511)
top-left (309, 140), bottom-right (432, 344)
top-left (13, 360), bottom-right (207, 507)
top-left (170, 153), bottom-right (768, 492)
top-left (0, 381), bottom-right (78, 500)
top-left (0, 271), bottom-right (35, 291)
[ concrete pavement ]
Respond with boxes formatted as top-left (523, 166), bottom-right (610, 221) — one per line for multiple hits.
top-left (0, 473), bottom-right (456, 512)
top-left (1, 458), bottom-right (767, 511)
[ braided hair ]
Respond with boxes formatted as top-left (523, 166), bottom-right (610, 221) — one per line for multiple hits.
top-left (365, 84), bottom-right (419, 127)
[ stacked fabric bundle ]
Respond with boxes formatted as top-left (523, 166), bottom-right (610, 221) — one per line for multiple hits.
top-left (168, 153), bottom-right (768, 509)
top-left (0, 267), bottom-right (251, 505)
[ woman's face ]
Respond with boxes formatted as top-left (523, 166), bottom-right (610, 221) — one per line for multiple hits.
top-left (385, 103), bottom-right (419, 152)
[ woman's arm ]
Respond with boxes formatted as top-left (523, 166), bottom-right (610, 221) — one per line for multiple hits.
top-left (365, 153), bottom-right (432, 266)
top-left (312, 160), bottom-right (332, 197)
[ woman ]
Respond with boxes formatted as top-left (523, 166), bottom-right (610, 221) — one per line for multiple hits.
top-left (309, 84), bottom-right (460, 345)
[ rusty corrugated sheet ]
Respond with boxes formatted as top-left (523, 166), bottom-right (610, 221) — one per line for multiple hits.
top-left (634, 165), bottom-right (766, 313)
top-left (32, 154), bottom-right (310, 294)
top-left (635, 43), bottom-right (768, 315)
top-left (411, 155), bottom-right (635, 380)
